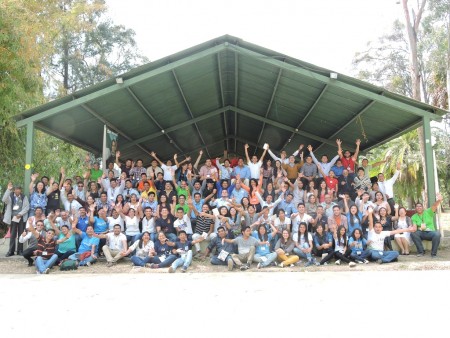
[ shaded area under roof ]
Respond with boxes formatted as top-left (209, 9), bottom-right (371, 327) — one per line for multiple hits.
top-left (15, 35), bottom-right (446, 165)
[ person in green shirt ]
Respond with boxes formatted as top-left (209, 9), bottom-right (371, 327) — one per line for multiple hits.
top-left (410, 193), bottom-right (443, 258)
top-left (89, 162), bottom-right (103, 182)
top-left (175, 195), bottom-right (190, 215)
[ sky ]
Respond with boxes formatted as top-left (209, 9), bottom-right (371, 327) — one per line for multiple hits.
top-left (105, 0), bottom-right (405, 76)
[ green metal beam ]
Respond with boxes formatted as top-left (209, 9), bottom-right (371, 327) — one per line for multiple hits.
top-left (126, 87), bottom-right (184, 154)
top-left (230, 45), bottom-right (442, 121)
top-left (254, 68), bottom-right (283, 154)
top-left (423, 117), bottom-right (436, 207)
top-left (234, 52), bottom-right (239, 152)
top-left (314, 100), bottom-right (376, 153)
top-left (35, 123), bottom-right (99, 155)
top-left (24, 122), bottom-right (34, 189)
top-left (16, 43), bottom-right (228, 129)
top-left (281, 84), bottom-right (329, 150)
top-left (229, 106), bottom-right (338, 148)
top-left (172, 69), bottom-right (211, 158)
top-left (121, 106), bottom-right (231, 151)
top-left (217, 53), bottom-right (229, 151)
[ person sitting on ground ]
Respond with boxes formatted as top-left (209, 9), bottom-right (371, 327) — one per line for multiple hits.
top-left (27, 221), bottom-right (58, 274)
top-left (317, 225), bottom-right (356, 267)
top-left (47, 214), bottom-right (76, 265)
top-left (223, 226), bottom-right (260, 271)
top-left (348, 228), bottom-right (370, 264)
top-left (410, 193), bottom-right (443, 258)
top-left (168, 230), bottom-right (204, 273)
top-left (292, 222), bottom-right (316, 267)
top-left (69, 220), bottom-right (100, 267)
top-left (126, 232), bottom-right (155, 267)
top-left (313, 224), bottom-right (333, 259)
top-left (366, 207), bottom-right (413, 264)
top-left (252, 224), bottom-right (278, 269)
top-left (146, 232), bottom-right (178, 269)
top-left (204, 226), bottom-right (236, 270)
top-left (94, 224), bottom-right (128, 267)
top-left (274, 229), bottom-right (299, 267)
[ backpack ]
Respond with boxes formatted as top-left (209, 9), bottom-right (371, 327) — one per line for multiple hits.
top-left (60, 260), bottom-right (78, 271)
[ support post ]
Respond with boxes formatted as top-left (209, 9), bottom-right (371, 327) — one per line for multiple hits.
top-left (24, 122), bottom-right (34, 189)
top-left (422, 116), bottom-right (436, 207)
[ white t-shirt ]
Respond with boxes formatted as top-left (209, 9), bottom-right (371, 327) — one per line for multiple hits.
top-left (161, 164), bottom-right (178, 181)
top-left (125, 216), bottom-right (140, 236)
top-left (292, 214), bottom-right (313, 233)
top-left (368, 229), bottom-right (390, 251)
top-left (248, 161), bottom-right (262, 179)
top-left (274, 217), bottom-right (291, 233)
top-left (106, 232), bottom-right (127, 251)
top-left (107, 216), bottom-right (124, 232)
top-left (174, 214), bottom-right (193, 235)
top-left (292, 232), bottom-right (312, 246)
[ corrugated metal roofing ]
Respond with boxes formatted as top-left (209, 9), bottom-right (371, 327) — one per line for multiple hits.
top-left (15, 35), bottom-right (446, 164)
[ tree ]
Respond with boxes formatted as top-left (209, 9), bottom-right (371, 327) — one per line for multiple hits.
top-left (353, 0), bottom-right (449, 206)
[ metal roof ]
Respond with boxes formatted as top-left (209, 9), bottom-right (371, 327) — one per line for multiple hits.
top-left (15, 35), bottom-right (447, 164)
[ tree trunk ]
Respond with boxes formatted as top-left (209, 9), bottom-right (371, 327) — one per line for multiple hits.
top-left (401, 0), bottom-right (429, 206)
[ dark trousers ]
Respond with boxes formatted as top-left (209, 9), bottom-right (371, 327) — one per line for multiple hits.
top-left (57, 250), bottom-right (76, 264)
top-left (410, 230), bottom-right (441, 256)
top-left (319, 249), bottom-right (351, 265)
top-left (8, 220), bottom-right (25, 254)
top-left (23, 246), bottom-right (37, 265)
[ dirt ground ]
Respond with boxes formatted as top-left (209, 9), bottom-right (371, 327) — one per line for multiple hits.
top-left (1, 247), bottom-right (449, 275)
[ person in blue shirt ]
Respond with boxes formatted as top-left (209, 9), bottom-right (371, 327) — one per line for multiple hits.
top-left (232, 158), bottom-right (251, 184)
top-left (168, 230), bottom-right (204, 273)
top-left (252, 224), bottom-right (277, 269)
top-left (276, 193), bottom-right (296, 217)
top-left (147, 232), bottom-right (178, 269)
top-left (342, 195), bottom-right (363, 236)
top-left (88, 204), bottom-right (109, 255)
top-left (348, 228), bottom-right (370, 264)
top-left (312, 224), bottom-right (333, 260)
top-left (69, 222), bottom-right (100, 266)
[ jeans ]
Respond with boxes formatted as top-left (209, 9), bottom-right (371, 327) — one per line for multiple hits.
top-left (349, 250), bottom-right (371, 262)
top-left (8, 220), bottom-right (25, 254)
top-left (210, 255), bottom-right (233, 266)
top-left (35, 254), bottom-right (58, 273)
top-left (149, 254), bottom-right (178, 268)
top-left (410, 230), bottom-right (441, 256)
top-left (253, 252), bottom-right (277, 267)
top-left (370, 250), bottom-right (399, 263)
top-left (131, 255), bottom-right (151, 267)
top-left (171, 250), bottom-right (193, 270)
top-left (68, 252), bottom-right (97, 266)
top-left (293, 243), bottom-right (313, 261)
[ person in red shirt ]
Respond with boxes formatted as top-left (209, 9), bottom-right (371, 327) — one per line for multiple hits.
top-left (316, 165), bottom-right (338, 199)
top-left (336, 138), bottom-right (361, 180)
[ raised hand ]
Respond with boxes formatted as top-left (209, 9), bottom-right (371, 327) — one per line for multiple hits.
top-left (116, 150), bottom-right (121, 158)
top-left (150, 151), bottom-right (156, 158)
top-left (244, 144), bottom-right (249, 149)
top-left (336, 139), bottom-right (342, 146)
top-left (355, 139), bottom-right (361, 146)
top-left (7, 182), bottom-right (13, 190)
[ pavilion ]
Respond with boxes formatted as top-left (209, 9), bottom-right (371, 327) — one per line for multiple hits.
top-left (14, 35), bottom-right (446, 204)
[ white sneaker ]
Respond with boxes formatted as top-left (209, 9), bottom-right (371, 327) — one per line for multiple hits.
top-left (257, 263), bottom-right (262, 269)
top-left (289, 264), bottom-right (295, 267)
top-left (357, 260), bottom-right (364, 264)
top-left (349, 262), bottom-right (356, 268)
top-left (335, 259), bottom-right (341, 265)
top-left (363, 259), bottom-right (369, 264)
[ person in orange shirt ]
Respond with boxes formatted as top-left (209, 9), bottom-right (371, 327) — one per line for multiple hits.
top-left (239, 171), bottom-right (263, 213)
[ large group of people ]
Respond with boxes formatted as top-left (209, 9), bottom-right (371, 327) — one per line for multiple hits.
top-left (1, 139), bottom-right (443, 274)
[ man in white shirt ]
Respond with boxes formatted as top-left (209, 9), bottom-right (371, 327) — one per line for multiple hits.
top-left (103, 178), bottom-right (125, 203)
top-left (377, 162), bottom-right (401, 215)
top-left (244, 143), bottom-right (268, 179)
top-left (367, 207), bottom-right (412, 264)
top-left (290, 203), bottom-right (315, 233)
top-left (60, 187), bottom-right (83, 216)
top-left (267, 144), bottom-right (302, 165)
top-left (107, 209), bottom-right (124, 232)
top-left (94, 224), bottom-right (127, 267)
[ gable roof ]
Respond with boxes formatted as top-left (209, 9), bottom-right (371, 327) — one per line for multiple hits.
top-left (15, 34), bottom-right (446, 163)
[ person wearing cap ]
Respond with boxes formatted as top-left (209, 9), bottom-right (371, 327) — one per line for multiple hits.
top-left (3, 182), bottom-right (30, 257)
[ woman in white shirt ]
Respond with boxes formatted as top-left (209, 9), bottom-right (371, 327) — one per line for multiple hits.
top-left (392, 206), bottom-right (412, 255)
top-left (118, 206), bottom-right (142, 244)
top-left (127, 232), bottom-right (155, 266)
